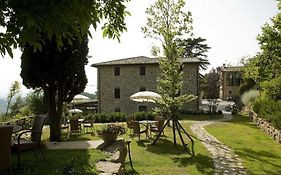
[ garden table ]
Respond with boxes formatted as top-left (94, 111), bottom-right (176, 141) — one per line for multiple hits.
top-left (138, 120), bottom-right (158, 138)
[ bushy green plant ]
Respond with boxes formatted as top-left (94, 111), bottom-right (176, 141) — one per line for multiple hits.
top-left (239, 78), bottom-right (256, 95)
top-left (96, 124), bottom-right (126, 136)
top-left (132, 111), bottom-right (156, 121)
top-left (253, 96), bottom-right (281, 129)
top-left (241, 89), bottom-right (260, 105)
top-left (261, 76), bottom-right (281, 100)
top-left (94, 112), bottom-right (126, 123)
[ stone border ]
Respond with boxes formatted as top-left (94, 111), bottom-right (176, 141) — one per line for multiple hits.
top-left (249, 111), bottom-right (281, 144)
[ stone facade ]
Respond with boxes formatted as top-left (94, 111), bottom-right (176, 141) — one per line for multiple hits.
top-left (219, 66), bottom-right (243, 101)
top-left (92, 56), bottom-right (201, 114)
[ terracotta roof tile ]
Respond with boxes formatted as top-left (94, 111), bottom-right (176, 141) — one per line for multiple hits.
top-left (92, 56), bottom-right (203, 67)
top-left (221, 66), bottom-right (243, 72)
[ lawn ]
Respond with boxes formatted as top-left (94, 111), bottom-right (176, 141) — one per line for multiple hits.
top-left (11, 149), bottom-right (107, 175)
top-left (124, 122), bottom-right (214, 175)
top-left (205, 115), bottom-right (281, 175)
top-left (14, 113), bottom-right (281, 175)
top-left (13, 115), bottom-right (214, 175)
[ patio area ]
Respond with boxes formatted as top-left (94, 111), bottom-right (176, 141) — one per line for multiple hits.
top-left (2, 112), bottom-right (281, 175)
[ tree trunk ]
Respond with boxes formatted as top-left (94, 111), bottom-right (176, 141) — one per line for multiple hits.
top-left (45, 85), bottom-right (62, 142)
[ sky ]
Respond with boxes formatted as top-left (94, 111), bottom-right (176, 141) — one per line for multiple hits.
top-left (0, 0), bottom-right (279, 98)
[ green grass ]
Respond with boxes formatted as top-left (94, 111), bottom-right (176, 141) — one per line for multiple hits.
top-left (12, 149), bottom-right (107, 175)
top-left (124, 122), bottom-right (214, 175)
top-left (40, 118), bottom-right (215, 175)
top-left (180, 113), bottom-right (223, 121)
top-left (205, 115), bottom-right (281, 175)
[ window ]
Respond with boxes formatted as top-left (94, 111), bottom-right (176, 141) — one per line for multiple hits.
top-left (139, 106), bottom-right (147, 112)
top-left (114, 88), bottom-right (120, 98)
top-left (114, 67), bottom-right (120, 76)
top-left (226, 73), bottom-right (234, 86)
top-left (140, 87), bottom-right (146, 91)
top-left (226, 72), bottom-right (242, 86)
top-left (115, 108), bottom-right (121, 112)
top-left (139, 65), bottom-right (146, 76)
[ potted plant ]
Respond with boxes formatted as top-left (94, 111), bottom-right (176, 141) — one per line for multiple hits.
top-left (97, 124), bottom-right (126, 144)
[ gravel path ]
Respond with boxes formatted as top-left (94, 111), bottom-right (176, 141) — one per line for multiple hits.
top-left (190, 113), bottom-right (247, 175)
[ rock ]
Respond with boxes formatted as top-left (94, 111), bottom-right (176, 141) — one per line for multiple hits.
top-left (96, 139), bottom-right (128, 175)
top-left (96, 161), bottom-right (124, 175)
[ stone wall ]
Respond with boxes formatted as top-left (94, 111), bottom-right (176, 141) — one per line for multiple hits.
top-left (249, 111), bottom-right (281, 144)
top-left (97, 63), bottom-right (199, 114)
top-left (181, 63), bottom-right (200, 111)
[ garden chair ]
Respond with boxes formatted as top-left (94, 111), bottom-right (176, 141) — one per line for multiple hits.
top-left (70, 118), bottom-right (81, 134)
top-left (0, 125), bottom-right (14, 175)
top-left (12, 115), bottom-right (47, 168)
top-left (126, 116), bottom-right (134, 134)
top-left (151, 116), bottom-right (164, 127)
top-left (82, 116), bottom-right (95, 133)
top-left (151, 118), bottom-right (165, 135)
top-left (131, 121), bottom-right (147, 139)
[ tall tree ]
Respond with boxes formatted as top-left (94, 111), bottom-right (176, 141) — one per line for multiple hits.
top-left (176, 37), bottom-right (210, 70)
top-left (142, 0), bottom-right (196, 148)
top-left (21, 36), bottom-right (88, 141)
top-left (243, 2), bottom-right (280, 99)
top-left (204, 67), bottom-right (220, 99)
top-left (142, 0), bottom-right (196, 118)
top-left (0, 0), bottom-right (130, 57)
top-left (244, 3), bottom-right (281, 83)
top-left (6, 81), bottom-right (21, 117)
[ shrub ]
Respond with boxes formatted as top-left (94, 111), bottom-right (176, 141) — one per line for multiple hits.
top-left (261, 76), bottom-right (281, 100)
top-left (239, 78), bottom-right (256, 95)
top-left (253, 96), bottom-right (281, 129)
top-left (207, 99), bottom-right (219, 114)
top-left (96, 124), bottom-right (126, 136)
top-left (132, 111), bottom-right (156, 121)
top-left (241, 89), bottom-right (260, 105)
top-left (94, 112), bottom-right (126, 123)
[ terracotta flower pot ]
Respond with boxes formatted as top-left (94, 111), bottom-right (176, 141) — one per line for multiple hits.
top-left (100, 132), bottom-right (119, 144)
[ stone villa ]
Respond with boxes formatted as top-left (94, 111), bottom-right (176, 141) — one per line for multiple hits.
top-left (219, 66), bottom-right (243, 101)
top-left (92, 56), bottom-right (203, 114)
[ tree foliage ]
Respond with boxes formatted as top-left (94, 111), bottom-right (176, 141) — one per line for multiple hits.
top-left (243, 1), bottom-right (281, 129)
top-left (176, 37), bottom-right (210, 70)
top-left (21, 36), bottom-right (89, 141)
top-left (142, 0), bottom-right (193, 43)
top-left (244, 6), bottom-right (281, 84)
top-left (142, 0), bottom-right (196, 118)
top-left (204, 67), bottom-right (220, 99)
top-left (6, 81), bottom-right (21, 117)
top-left (0, 0), bottom-right (130, 57)
top-left (25, 90), bottom-right (47, 115)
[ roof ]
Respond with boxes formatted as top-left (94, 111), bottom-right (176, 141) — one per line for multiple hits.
top-left (221, 66), bottom-right (243, 72)
top-left (91, 56), bottom-right (203, 67)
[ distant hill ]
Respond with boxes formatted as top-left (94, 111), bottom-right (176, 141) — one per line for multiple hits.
top-left (0, 98), bottom-right (6, 114)
top-left (81, 92), bottom-right (97, 100)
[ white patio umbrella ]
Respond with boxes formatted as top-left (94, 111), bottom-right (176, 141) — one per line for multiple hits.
top-left (68, 108), bottom-right (83, 113)
top-left (71, 94), bottom-right (90, 104)
top-left (130, 91), bottom-right (161, 103)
